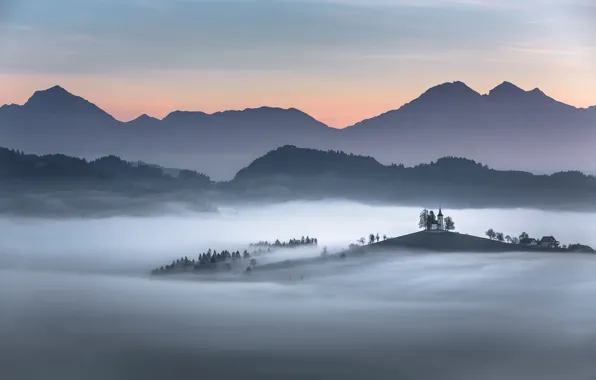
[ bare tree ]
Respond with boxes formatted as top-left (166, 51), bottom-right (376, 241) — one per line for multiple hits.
top-left (358, 237), bottom-right (366, 246)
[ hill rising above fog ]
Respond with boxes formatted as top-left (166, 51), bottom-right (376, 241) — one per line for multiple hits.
top-left (0, 81), bottom-right (595, 179)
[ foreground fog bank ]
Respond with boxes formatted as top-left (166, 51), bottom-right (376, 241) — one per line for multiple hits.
top-left (1, 201), bottom-right (596, 275)
top-left (2, 252), bottom-right (596, 380)
top-left (1, 202), bottom-right (596, 379)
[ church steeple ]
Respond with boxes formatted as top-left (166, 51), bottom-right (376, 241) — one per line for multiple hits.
top-left (437, 207), bottom-right (444, 230)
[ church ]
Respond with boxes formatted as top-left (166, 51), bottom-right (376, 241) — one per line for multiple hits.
top-left (426, 208), bottom-right (445, 231)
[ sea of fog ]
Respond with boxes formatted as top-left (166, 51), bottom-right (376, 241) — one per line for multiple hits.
top-left (1, 202), bottom-right (596, 379)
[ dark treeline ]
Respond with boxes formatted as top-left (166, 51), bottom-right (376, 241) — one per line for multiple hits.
top-left (152, 248), bottom-right (258, 275)
top-left (0, 147), bottom-right (211, 186)
top-left (4, 144), bottom-right (596, 210)
top-left (249, 236), bottom-right (318, 248)
top-left (228, 146), bottom-right (596, 210)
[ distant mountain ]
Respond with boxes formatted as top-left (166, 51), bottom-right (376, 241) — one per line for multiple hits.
top-left (127, 114), bottom-right (161, 127)
top-left (231, 145), bottom-right (596, 210)
top-left (1, 82), bottom-right (595, 180)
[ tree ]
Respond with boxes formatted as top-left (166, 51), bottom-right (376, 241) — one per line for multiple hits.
top-left (321, 246), bottom-right (328, 257)
top-left (486, 228), bottom-right (496, 240)
top-left (383, 234), bottom-right (387, 241)
top-left (496, 232), bottom-right (504, 242)
top-left (358, 237), bottom-right (366, 246)
top-left (519, 232), bottom-right (529, 240)
top-left (505, 235), bottom-right (512, 244)
top-left (369, 234), bottom-right (376, 245)
top-left (511, 237), bottom-right (520, 245)
top-left (418, 209), bottom-right (429, 230)
top-left (376, 233), bottom-right (380, 243)
top-left (444, 216), bottom-right (455, 231)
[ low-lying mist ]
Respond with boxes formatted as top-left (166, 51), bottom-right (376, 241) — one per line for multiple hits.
top-left (1, 201), bottom-right (596, 379)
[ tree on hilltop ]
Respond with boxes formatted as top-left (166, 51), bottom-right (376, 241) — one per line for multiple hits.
top-left (444, 216), bottom-right (455, 231)
top-left (419, 209), bottom-right (429, 230)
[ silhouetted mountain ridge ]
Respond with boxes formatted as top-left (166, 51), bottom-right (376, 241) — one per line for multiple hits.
top-left (1, 82), bottom-right (595, 180)
top-left (23, 85), bottom-right (116, 121)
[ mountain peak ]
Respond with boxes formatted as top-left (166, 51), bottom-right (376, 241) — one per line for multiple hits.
top-left (400, 81), bottom-right (482, 111)
top-left (162, 110), bottom-right (210, 124)
top-left (128, 114), bottom-right (160, 125)
top-left (425, 81), bottom-right (478, 95)
top-left (135, 114), bottom-right (159, 121)
top-left (23, 85), bottom-right (114, 120)
top-left (489, 81), bottom-right (526, 97)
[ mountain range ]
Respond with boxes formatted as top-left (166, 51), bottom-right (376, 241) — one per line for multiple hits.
top-left (1, 82), bottom-right (594, 180)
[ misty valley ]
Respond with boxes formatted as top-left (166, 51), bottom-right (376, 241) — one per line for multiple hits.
top-left (2, 202), bottom-right (596, 379)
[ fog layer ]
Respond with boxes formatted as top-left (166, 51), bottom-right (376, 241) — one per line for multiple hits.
top-left (1, 202), bottom-right (596, 380)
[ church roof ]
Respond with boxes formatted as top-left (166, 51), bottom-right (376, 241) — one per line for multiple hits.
top-left (540, 236), bottom-right (557, 243)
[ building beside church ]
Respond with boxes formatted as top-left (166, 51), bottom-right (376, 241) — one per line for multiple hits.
top-left (540, 236), bottom-right (559, 249)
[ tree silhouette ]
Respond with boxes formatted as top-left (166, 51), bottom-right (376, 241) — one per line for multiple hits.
top-left (496, 232), bottom-right (505, 242)
top-left (519, 232), bottom-right (529, 240)
top-left (505, 235), bottom-right (512, 243)
top-left (444, 216), bottom-right (455, 231)
top-left (358, 237), bottom-right (366, 246)
top-left (376, 233), bottom-right (380, 242)
top-left (486, 228), bottom-right (496, 240)
top-left (511, 237), bottom-right (520, 244)
top-left (383, 234), bottom-right (387, 241)
top-left (419, 209), bottom-right (429, 230)
top-left (369, 234), bottom-right (376, 245)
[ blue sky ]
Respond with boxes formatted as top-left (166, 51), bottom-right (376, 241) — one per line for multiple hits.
top-left (0, 0), bottom-right (594, 126)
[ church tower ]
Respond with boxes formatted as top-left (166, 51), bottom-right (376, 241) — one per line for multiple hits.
top-left (437, 208), bottom-right (444, 231)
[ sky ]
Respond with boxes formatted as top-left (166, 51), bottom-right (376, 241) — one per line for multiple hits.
top-left (0, 0), bottom-right (594, 128)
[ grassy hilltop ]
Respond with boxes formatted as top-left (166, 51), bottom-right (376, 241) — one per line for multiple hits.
top-left (370, 231), bottom-right (560, 253)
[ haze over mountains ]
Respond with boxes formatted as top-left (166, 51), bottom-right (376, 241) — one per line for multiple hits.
top-left (1, 82), bottom-right (594, 180)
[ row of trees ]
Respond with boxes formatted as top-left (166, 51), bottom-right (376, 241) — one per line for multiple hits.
top-left (250, 236), bottom-right (318, 248)
top-left (485, 229), bottom-right (512, 243)
top-left (152, 249), bottom-right (258, 275)
top-left (485, 230), bottom-right (566, 248)
top-left (353, 233), bottom-right (388, 247)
